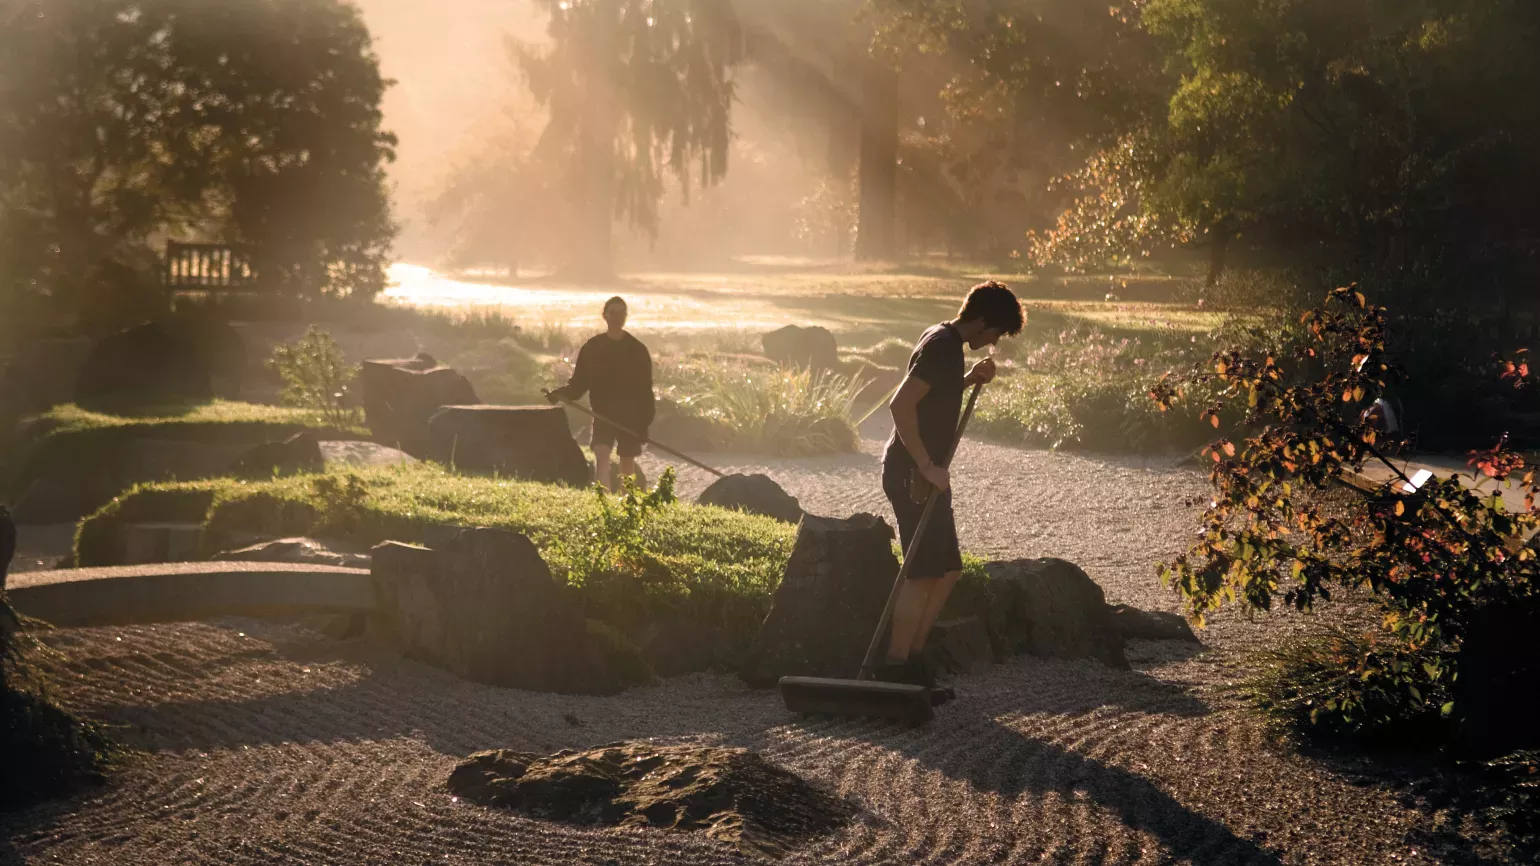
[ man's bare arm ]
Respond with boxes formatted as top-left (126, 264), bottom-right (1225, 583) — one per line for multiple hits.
top-left (890, 375), bottom-right (933, 467)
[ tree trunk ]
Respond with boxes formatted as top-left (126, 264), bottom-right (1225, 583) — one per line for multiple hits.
top-left (854, 58), bottom-right (898, 262)
top-left (562, 15), bottom-right (619, 283)
top-left (566, 114), bottom-right (616, 282)
top-left (826, 54), bottom-right (862, 181)
top-left (1206, 229), bottom-right (1231, 289)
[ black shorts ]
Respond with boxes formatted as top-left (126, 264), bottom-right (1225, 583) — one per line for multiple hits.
top-left (592, 420), bottom-right (644, 459)
top-left (883, 460), bottom-right (963, 579)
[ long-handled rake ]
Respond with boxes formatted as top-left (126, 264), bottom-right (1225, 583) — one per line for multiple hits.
top-left (777, 381), bottom-right (985, 725)
top-left (543, 390), bottom-right (727, 480)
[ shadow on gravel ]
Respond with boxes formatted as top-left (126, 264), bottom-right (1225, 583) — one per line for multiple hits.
top-left (866, 703), bottom-right (1284, 865)
top-left (981, 656), bottom-right (1213, 719)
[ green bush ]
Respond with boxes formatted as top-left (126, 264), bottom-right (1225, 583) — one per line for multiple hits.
top-left (267, 326), bottom-right (361, 426)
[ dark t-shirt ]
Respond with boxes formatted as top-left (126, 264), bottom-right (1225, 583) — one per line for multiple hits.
top-left (883, 323), bottom-right (965, 471)
top-left (551, 332), bottom-right (656, 430)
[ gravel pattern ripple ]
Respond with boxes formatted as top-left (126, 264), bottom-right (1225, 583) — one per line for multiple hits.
top-left (0, 437), bottom-right (1491, 864)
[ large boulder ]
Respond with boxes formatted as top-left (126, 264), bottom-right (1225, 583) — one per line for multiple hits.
top-left (370, 528), bottom-right (621, 694)
top-left (228, 431), bottom-right (325, 479)
top-left (979, 558), bottom-right (1129, 669)
top-left (696, 474), bottom-right (804, 524)
top-left (634, 618), bottom-right (729, 677)
top-left (425, 405), bottom-right (591, 486)
top-left (926, 616), bottom-right (994, 675)
top-left (74, 321), bottom-right (214, 410)
top-left (1454, 598), bottom-right (1540, 758)
top-left (762, 325), bottom-right (839, 372)
top-left (1108, 604), bottom-right (1201, 643)
top-left (359, 353), bottom-right (480, 456)
top-left (447, 742), bottom-right (854, 858)
top-left (741, 513), bottom-right (898, 687)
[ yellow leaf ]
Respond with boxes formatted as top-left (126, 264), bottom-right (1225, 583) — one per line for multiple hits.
top-left (1210, 414), bottom-right (1220, 428)
top-left (1354, 291), bottom-right (1366, 307)
top-left (1223, 441), bottom-right (1236, 457)
top-left (1395, 500), bottom-right (1405, 516)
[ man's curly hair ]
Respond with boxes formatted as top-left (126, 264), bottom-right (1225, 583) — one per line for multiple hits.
top-left (958, 281), bottom-right (1025, 336)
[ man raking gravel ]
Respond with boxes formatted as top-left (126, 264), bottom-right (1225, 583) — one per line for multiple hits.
top-left (875, 281), bottom-right (1024, 686)
top-left (779, 281), bottom-right (1024, 722)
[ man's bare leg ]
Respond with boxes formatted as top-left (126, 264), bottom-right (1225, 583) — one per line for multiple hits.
top-left (887, 577), bottom-right (939, 664)
top-left (618, 455), bottom-right (645, 490)
top-left (907, 570), bottom-right (963, 654)
top-left (593, 444), bottom-right (615, 491)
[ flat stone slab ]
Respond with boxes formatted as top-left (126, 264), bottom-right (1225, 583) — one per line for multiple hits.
top-left (7, 562), bottom-right (374, 627)
top-left (1351, 455), bottom-right (1531, 512)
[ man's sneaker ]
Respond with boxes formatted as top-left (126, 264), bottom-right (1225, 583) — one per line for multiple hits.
top-left (898, 657), bottom-right (937, 688)
top-left (872, 661), bottom-right (910, 684)
top-left (928, 686), bottom-right (956, 707)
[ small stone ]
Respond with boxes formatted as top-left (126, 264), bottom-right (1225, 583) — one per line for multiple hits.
top-left (696, 474), bottom-right (804, 524)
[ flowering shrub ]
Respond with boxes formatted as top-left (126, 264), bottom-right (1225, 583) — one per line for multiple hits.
top-left (1155, 287), bottom-right (1540, 733)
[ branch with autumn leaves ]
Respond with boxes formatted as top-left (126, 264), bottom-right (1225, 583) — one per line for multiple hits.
top-left (1150, 287), bottom-right (1540, 725)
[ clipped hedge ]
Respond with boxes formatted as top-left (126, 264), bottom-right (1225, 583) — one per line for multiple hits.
top-left (6, 401), bottom-right (368, 521)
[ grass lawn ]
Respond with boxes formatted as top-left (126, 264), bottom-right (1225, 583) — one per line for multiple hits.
top-left (380, 263), bottom-right (1220, 351)
top-left (35, 401), bottom-right (369, 437)
top-left (77, 463), bottom-right (796, 667)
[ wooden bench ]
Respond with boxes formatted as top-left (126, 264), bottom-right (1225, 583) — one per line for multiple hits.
top-left (164, 241), bottom-right (259, 292)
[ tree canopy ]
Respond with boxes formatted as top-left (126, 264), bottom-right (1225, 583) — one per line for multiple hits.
top-left (0, 0), bottom-right (397, 318)
top-left (517, 0), bottom-right (745, 277)
top-left (870, 0), bottom-right (1540, 293)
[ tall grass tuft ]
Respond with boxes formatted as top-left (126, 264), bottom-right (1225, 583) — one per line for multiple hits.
top-left (1240, 627), bottom-right (1452, 746)
top-left (682, 363), bottom-right (865, 455)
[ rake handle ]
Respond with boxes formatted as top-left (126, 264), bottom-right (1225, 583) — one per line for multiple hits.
top-left (857, 382), bottom-right (984, 681)
top-left (545, 391), bottom-right (727, 479)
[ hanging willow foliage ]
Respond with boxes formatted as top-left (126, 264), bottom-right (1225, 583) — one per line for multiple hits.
top-left (518, 0), bottom-right (745, 238)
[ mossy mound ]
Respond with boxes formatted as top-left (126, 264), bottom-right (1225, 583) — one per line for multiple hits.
top-left (2, 598), bottom-right (119, 813)
top-left (447, 742), bottom-right (854, 858)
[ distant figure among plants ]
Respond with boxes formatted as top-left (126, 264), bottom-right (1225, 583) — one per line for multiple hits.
top-left (880, 281), bottom-right (1025, 686)
top-left (547, 297), bottom-right (656, 491)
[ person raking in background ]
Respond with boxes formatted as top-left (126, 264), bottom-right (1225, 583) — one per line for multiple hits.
top-left (879, 281), bottom-right (1025, 686)
top-left (547, 297), bottom-right (656, 492)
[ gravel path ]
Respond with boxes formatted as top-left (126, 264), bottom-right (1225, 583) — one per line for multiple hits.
top-left (0, 437), bottom-right (1495, 864)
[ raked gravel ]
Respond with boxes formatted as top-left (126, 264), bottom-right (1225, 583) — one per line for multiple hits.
top-left (0, 436), bottom-right (1505, 864)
